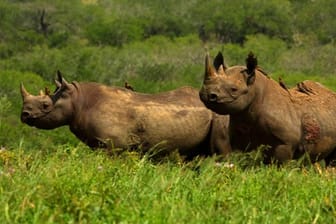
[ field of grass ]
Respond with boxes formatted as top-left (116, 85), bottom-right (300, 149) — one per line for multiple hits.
top-left (1, 144), bottom-right (336, 223)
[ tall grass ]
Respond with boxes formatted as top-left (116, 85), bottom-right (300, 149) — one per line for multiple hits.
top-left (1, 144), bottom-right (336, 223)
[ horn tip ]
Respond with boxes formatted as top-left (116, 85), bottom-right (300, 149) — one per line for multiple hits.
top-left (20, 82), bottom-right (30, 97)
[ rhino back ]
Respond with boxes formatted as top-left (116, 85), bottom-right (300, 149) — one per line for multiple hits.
top-left (290, 81), bottom-right (336, 134)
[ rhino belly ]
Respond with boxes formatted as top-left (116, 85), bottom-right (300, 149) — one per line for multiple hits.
top-left (86, 105), bottom-right (212, 154)
top-left (131, 106), bottom-right (212, 153)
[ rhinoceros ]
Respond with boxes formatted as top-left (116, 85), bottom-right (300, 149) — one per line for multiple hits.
top-left (20, 72), bottom-right (231, 158)
top-left (199, 52), bottom-right (336, 164)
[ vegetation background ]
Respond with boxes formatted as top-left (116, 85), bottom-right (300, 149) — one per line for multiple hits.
top-left (1, 0), bottom-right (336, 223)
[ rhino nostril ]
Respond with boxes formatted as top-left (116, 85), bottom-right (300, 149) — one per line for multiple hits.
top-left (208, 93), bottom-right (218, 102)
top-left (21, 111), bottom-right (31, 119)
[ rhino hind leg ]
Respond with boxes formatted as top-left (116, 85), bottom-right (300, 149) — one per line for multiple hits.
top-left (325, 149), bottom-right (336, 166)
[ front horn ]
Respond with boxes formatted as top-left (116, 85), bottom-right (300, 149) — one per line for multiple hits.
top-left (204, 53), bottom-right (215, 81)
top-left (20, 83), bottom-right (31, 99)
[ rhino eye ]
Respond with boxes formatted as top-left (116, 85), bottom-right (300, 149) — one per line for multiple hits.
top-left (42, 102), bottom-right (51, 110)
top-left (231, 87), bottom-right (238, 92)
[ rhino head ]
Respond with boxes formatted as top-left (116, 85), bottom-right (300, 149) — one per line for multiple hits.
top-left (20, 72), bottom-right (75, 129)
top-left (199, 52), bottom-right (257, 115)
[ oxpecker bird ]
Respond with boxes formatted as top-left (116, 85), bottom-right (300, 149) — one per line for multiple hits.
top-left (297, 82), bottom-right (315, 95)
top-left (124, 82), bottom-right (135, 91)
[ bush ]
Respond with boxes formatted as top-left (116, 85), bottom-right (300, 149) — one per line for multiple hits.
top-left (137, 63), bottom-right (175, 82)
top-left (279, 42), bottom-right (336, 76)
top-left (86, 18), bottom-right (145, 47)
top-left (243, 34), bottom-right (288, 71)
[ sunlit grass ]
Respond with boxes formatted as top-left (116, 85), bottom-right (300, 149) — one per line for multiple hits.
top-left (1, 144), bottom-right (336, 223)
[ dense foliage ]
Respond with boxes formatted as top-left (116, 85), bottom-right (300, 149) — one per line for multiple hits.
top-left (1, 0), bottom-right (336, 223)
top-left (1, 0), bottom-right (336, 81)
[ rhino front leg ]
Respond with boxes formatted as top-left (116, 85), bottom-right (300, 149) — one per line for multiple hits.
top-left (273, 144), bottom-right (294, 163)
top-left (210, 132), bottom-right (232, 156)
top-left (209, 115), bottom-right (232, 156)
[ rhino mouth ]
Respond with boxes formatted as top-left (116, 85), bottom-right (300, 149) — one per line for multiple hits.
top-left (21, 115), bottom-right (37, 126)
top-left (21, 112), bottom-right (48, 127)
top-left (217, 98), bottom-right (236, 104)
top-left (21, 116), bottom-right (55, 130)
top-left (202, 98), bottom-right (241, 115)
top-left (207, 97), bottom-right (236, 105)
top-left (200, 91), bottom-right (235, 104)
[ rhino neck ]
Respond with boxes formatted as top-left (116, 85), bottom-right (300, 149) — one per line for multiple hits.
top-left (243, 73), bottom-right (269, 120)
top-left (228, 74), bottom-right (276, 150)
top-left (68, 82), bottom-right (108, 144)
top-left (240, 73), bottom-right (289, 122)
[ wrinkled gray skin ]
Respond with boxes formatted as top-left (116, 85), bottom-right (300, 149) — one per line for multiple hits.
top-left (200, 52), bottom-right (336, 164)
top-left (21, 74), bottom-right (231, 158)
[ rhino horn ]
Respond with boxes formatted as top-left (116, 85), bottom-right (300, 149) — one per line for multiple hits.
top-left (246, 52), bottom-right (257, 85)
top-left (20, 83), bottom-right (31, 99)
top-left (39, 89), bottom-right (45, 96)
top-left (45, 87), bottom-right (51, 95)
top-left (217, 64), bottom-right (226, 76)
top-left (204, 53), bottom-right (215, 80)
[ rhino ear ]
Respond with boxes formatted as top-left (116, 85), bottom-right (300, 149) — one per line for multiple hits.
top-left (213, 51), bottom-right (226, 71)
top-left (245, 52), bottom-right (257, 85)
top-left (56, 70), bottom-right (71, 89)
top-left (20, 83), bottom-right (31, 99)
top-left (246, 52), bottom-right (257, 75)
top-left (204, 53), bottom-right (215, 80)
top-left (56, 70), bottom-right (62, 81)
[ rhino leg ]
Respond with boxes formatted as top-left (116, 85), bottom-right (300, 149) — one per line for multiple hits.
top-left (209, 115), bottom-right (231, 156)
top-left (325, 149), bottom-right (336, 166)
top-left (272, 144), bottom-right (294, 163)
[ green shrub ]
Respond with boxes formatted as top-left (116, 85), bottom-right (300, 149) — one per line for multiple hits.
top-left (243, 34), bottom-right (288, 71)
top-left (279, 42), bottom-right (336, 76)
top-left (86, 18), bottom-right (145, 47)
top-left (137, 63), bottom-right (175, 82)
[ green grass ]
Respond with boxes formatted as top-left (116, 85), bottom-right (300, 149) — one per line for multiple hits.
top-left (1, 144), bottom-right (336, 224)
